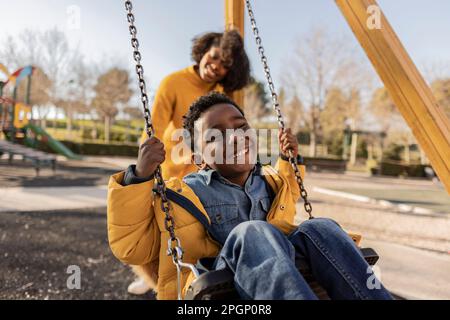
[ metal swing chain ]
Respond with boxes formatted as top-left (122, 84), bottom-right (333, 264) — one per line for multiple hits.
top-left (244, 0), bottom-right (313, 219)
top-left (124, 0), bottom-right (199, 300)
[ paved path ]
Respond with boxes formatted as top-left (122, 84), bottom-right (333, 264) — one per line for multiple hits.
top-left (363, 239), bottom-right (450, 300)
top-left (293, 171), bottom-right (450, 299)
top-left (0, 186), bottom-right (107, 212)
top-left (0, 156), bottom-right (121, 212)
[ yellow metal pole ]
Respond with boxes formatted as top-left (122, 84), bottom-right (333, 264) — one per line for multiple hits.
top-left (336, 0), bottom-right (450, 193)
top-left (225, 0), bottom-right (244, 106)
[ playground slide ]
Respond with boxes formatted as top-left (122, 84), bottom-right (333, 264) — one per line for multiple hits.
top-left (25, 123), bottom-right (82, 160)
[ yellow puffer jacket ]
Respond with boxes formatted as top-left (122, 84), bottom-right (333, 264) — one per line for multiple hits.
top-left (107, 159), bottom-right (305, 300)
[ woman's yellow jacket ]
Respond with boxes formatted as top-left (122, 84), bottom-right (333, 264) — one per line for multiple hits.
top-left (107, 159), bottom-right (305, 300)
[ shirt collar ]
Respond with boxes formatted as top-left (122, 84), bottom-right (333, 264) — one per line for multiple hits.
top-left (199, 162), bottom-right (262, 186)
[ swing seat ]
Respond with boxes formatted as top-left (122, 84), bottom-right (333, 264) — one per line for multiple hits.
top-left (185, 247), bottom-right (379, 300)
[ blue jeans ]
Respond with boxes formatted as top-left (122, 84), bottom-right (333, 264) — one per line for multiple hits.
top-left (214, 218), bottom-right (393, 300)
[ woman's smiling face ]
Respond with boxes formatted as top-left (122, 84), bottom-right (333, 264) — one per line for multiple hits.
top-left (198, 46), bottom-right (229, 84)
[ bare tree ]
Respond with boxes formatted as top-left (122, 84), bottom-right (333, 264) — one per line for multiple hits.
top-left (283, 92), bottom-right (305, 135)
top-left (422, 60), bottom-right (450, 85)
top-left (369, 87), bottom-right (400, 132)
top-left (318, 87), bottom-right (363, 160)
top-left (123, 105), bottom-right (143, 143)
top-left (0, 31), bottom-right (41, 70)
top-left (431, 78), bottom-right (450, 118)
top-left (92, 68), bottom-right (132, 143)
top-left (320, 88), bottom-right (347, 137)
top-left (0, 28), bottom-right (82, 128)
top-left (123, 105), bottom-right (143, 120)
top-left (58, 55), bottom-right (95, 138)
top-left (42, 28), bottom-right (82, 128)
top-left (17, 67), bottom-right (52, 117)
top-left (0, 31), bottom-right (50, 126)
top-left (370, 87), bottom-right (416, 162)
top-left (243, 78), bottom-right (269, 126)
top-left (281, 27), bottom-right (371, 157)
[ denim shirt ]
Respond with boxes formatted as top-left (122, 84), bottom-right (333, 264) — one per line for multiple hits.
top-left (183, 164), bottom-right (275, 245)
top-left (123, 164), bottom-right (275, 245)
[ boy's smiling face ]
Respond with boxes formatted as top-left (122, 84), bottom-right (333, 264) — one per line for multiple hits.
top-left (193, 103), bottom-right (257, 179)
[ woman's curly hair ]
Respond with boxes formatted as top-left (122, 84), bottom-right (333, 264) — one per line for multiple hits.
top-left (191, 30), bottom-right (251, 93)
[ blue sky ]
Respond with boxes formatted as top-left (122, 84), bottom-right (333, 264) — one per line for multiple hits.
top-left (1, 0), bottom-right (449, 89)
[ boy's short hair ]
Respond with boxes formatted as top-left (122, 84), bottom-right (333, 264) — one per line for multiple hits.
top-left (182, 92), bottom-right (245, 151)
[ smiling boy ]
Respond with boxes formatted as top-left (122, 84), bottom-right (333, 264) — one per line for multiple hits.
top-left (107, 92), bottom-right (392, 300)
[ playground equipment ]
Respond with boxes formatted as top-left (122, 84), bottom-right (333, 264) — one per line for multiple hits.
top-left (13, 103), bottom-right (31, 129)
top-left (0, 139), bottom-right (55, 176)
top-left (0, 64), bottom-right (81, 162)
top-left (25, 123), bottom-right (80, 159)
top-left (0, 65), bottom-right (33, 135)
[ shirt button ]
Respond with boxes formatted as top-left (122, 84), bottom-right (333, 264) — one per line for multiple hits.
top-left (280, 204), bottom-right (285, 210)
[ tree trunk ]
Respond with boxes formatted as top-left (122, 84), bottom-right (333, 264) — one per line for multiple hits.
top-left (350, 133), bottom-right (358, 166)
top-left (309, 107), bottom-right (317, 157)
top-left (79, 117), bottom-right (84, 142)
top-left (379, 138), bottom-right (385, 176)
top-left (309, 131), bottom-right (317, 157)
top-left (368, 144), bottom-right (374, 160)
top-left (91, 125), bottom-right (98, 141)
top-left (127, 118), bottom-right (131, 143)
top-left (104, 116), bottom-right (110, 143)
top-left (52, 107), bottom-right (57, 128)
top-left (342, 130), bottom-right (349, 160)
top-left (66, 109), bottom-right (72, 139)
top-left (404, 143), bottom-right (410, 164)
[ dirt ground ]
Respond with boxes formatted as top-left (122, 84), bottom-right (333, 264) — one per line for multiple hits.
top-left (0, 158), bottom-right (154, 299)
top-left (0, 207), bottom-right (155, 300)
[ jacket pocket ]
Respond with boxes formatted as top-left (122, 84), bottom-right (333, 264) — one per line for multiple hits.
top-left (206, 204), bottom-right (239, 225)
top-left (204, 204), bottom-right (240, 243)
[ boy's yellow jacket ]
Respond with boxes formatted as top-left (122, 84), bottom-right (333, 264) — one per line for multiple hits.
top-left (107, 159), bottom-right (305, 300)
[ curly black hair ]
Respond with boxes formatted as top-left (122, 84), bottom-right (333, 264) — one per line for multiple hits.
top-left (191, 30), bottom-right (250, 93)
top-left (183, 92), bottom-right (245, 151)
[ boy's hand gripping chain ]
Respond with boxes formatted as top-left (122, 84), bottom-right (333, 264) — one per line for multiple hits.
top-left (244, 0), bottom-right (313, 219)
top-left (124, 0), bottom-right (199, 300)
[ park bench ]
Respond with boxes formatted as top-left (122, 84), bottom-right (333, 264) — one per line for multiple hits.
top-left (0, 139), bottom-right (56, 176)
